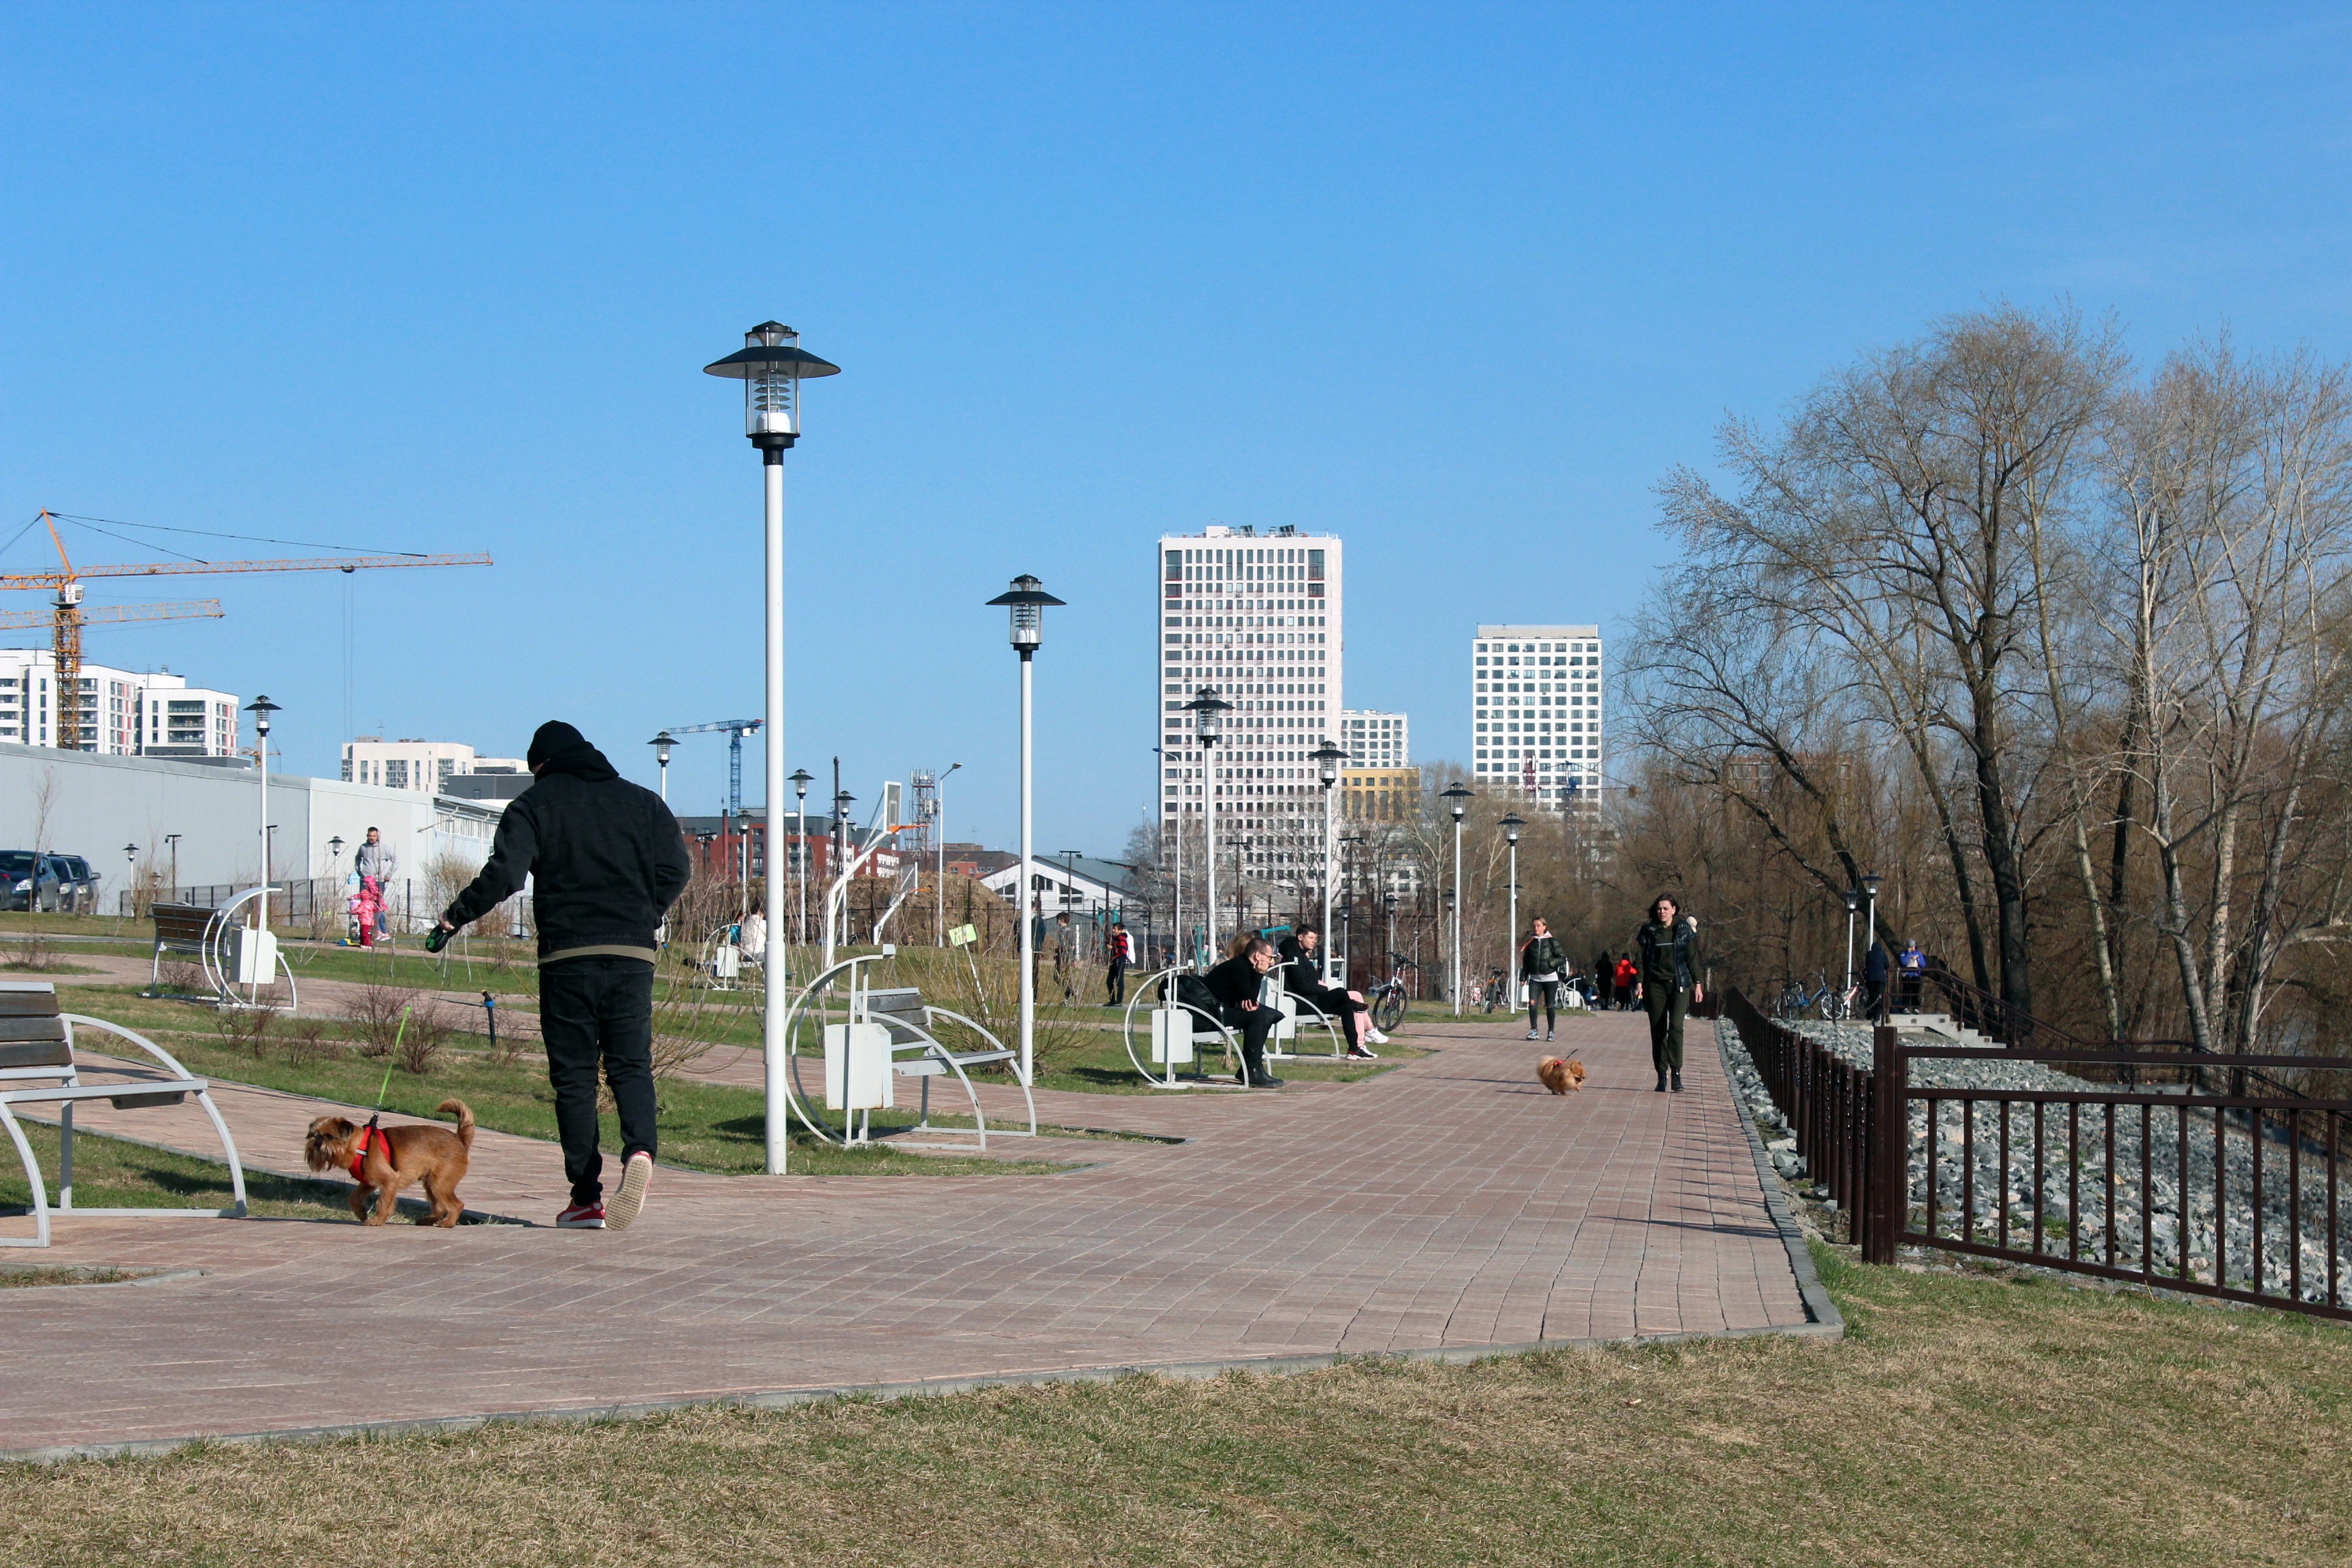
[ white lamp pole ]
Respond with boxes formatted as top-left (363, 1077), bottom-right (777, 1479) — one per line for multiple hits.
top-left (1842, 889), bottom-right (1859, 1003)
top-left (245, 696), bottom-right (279, 923)
top-left (1313, 740), bottom-right (1347, 984)
top-left (935, 761), bottom-right (961, 944)
top-left (1441, 782), bottom-right (1471, 1015)
top-left (706, 321), bottom-right (839, 1177)
top-left (1186, 688), bottom-right (1231, 969)
top-left (789, 769), bottom-right (812, 951)
top-left (988, 576), bottom-right (1064, 1085)
top-left (1500, 812), bottom-right (1524, 1011)
top-left (650, 731), bottom-right (675, 803)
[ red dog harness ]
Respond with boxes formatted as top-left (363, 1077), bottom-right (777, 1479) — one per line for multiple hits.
top-left (347, 1120), bottom-right (389, 1181)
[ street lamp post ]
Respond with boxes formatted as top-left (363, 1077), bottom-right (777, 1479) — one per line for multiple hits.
top-left (163, 834), bottom-right (180, 898)
top-left (1313, 740), bottom-right (1348, 984)
top-left (1184, 687), bottom-right (1232, 968)
top-left (986, 574), bottom-right (1064, 1088)
top-left (1441, 781), bottom-right (1471, 1015)
top-left (705, 318), bottom-right (840, 1177)
top-left (1499, 812), bottom-right (1524, 1010)
top-left (934, 761), bottom-right (962, 945)
top-left (789, 768), bottom-right (813, 950)
top-left (245, 696), bottom-right (280, 924)
top-left (650, 731), bottom-right (675, 803)
top-left (1842, 889), bottom-right (1861, 1005)
top-left (1861, 872), bottom-right (1883, 1019)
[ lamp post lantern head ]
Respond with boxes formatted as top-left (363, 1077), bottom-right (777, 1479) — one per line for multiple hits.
top-left (245, 693), bottom-right (279, 737)
top-left (329, 835), bottom-right (344, 857)
top-left (124, 841), bottom-right (137, 864)
top-left (1312, 739), bottom-right (1348, 787)
top-left (1861, 872), bottom-right (1882, 898)
top-left (986, 574), bottom-right (1064, 657)
top-left (1441, 781), bottom-right (1472, 822)
top-left (1500, 811), bottom-right (1525, 845)
top-left (789, 768), bottom-right (813, 800)
top-left (1185, 686), bottom-right (1232, 746)
top-left (704, 322), bottom-right (840, 455)
top-left (1844, 890), bottom-right (1859, 914)
top-left (651, 731), bottom-right (675, 766)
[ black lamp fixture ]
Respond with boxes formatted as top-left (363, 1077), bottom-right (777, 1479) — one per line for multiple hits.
top-left (1500, 811), bottom-right (1525, 845)
top-left (703, 323), bottom-right (840, 457)
top-left (1441, 781), bottom-right (1472, 822)
top-left (1312, 738), bottom-right (1348, 788)
top-left (986, 574), bottom-right (1065, 659)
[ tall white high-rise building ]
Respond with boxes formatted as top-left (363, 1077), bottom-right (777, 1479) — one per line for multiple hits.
top-left (1470, 624), bottom-right (1601, 807)
top-left (1158, 525), bottom-right (1342, 894)
top-left (1340, 708), bottom-right (1408, 766)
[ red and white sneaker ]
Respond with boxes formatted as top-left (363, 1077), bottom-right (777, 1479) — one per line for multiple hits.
top-left (606, 1152), bottom-right (653, 1232)
top-left (556, 1200), bottom-right (606, 1229)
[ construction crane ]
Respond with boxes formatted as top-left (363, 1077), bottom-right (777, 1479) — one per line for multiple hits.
top-left (669, 719), bottom-right (763, 821)
top-left (0, 598), bottom-right (222, 632)
top-left (3, 510), bottom-right (491, 749)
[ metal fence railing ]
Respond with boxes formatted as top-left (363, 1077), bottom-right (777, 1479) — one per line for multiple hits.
top-left (1726, 991), bottom-right (2352, 1324)
top-left (116, 879), bottom-right (532, 937)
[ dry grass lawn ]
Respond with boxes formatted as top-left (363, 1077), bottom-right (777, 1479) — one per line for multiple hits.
top-left (6, 1247), bottom-right (2349, 1565)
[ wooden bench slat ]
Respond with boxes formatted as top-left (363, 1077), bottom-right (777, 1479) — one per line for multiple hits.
top-left (0, 1040), bottom-right (74, 1071)
top-left (0, 1017), bottom-right (69, 1043)
top-left (0, 992), bottom-right (64, 1018)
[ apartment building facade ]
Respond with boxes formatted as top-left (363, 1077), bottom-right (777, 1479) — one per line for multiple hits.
top-left (341, 738), bottom-right (527, 796)
top-left (1340, 708), bottom-right (1409, 767)
top-left (1157, 525), bottom-right (1342, 890)
top-left (0, 651), bottom-right (239, 757)
top-left (1470, 623), bottom-right (1603, 806)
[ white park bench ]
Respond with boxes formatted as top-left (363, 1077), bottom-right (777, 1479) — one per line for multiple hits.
top-left (1120, 966), bottom-right (1245, 1089)
top-left (782, 956), bottom-right (1038, 1151)
top-left (0, 980), bottom-right (248, 1247)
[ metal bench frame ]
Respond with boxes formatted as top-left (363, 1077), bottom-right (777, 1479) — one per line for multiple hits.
top-left (779, 954), bottom-right (1036, 1151)
top-left (145, 887), bottom-right (299, 1011)
top-left (0, 981), bottom-right (248, 1247)
top-left (1120, 966), bottom-right (1245, 1089)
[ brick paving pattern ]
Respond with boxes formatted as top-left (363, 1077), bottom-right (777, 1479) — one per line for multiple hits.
top-left (0, 1004), bottom-right (1810, 1454)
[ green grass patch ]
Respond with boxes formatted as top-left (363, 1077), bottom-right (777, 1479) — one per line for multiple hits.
top-left (0, 1121), bottom-right (358, 1222)
top-left (8, 1245), bottom-right (2351, 1563)
top-left (54, 985), bottom-right (1073, 1180)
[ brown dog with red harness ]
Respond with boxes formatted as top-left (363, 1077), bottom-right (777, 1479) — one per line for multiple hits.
top-left (304, 1100), bottom-right (475, 1226)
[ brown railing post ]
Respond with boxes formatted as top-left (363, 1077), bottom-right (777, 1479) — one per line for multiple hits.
top-left (1864, 1022), bottom-right (1905, 1264)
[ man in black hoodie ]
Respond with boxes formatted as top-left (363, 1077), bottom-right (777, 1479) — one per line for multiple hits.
top-left (436, 721), bottom-right (691, 1231)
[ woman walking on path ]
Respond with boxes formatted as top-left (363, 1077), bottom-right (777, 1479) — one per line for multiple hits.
top-left (1633, 895), bottom-right (1703, 1093)
top-left (1521, 918), bottom-right (1569, 1042)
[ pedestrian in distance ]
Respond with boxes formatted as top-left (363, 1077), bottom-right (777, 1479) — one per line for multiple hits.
top-left (435, 721), bottom-right (690, 1232)
top-left (739, 909), bottom-right (766, 968)
top-left (1613, 953), bottom-right (1638, 1013)
top-left (1105, 920), bottom-right (1132, 1007)
top-left (1277, 924), bottom-right (1386, 1058)
top-left (1897, 937), bottom-right (1927, 1013)
top-left (1203, 935), bottom-right (1285, 1088)
top-left (1520, 917), bottom-right (1569, 1042)
top-left (1591, 950), bottom-right (1611, 1008)
top-left (1863, 938), bottom-right (1890, 1022)
top-left (1633, 895), bottom-right (1704, 1093)
top-left (1053, 911), bottom-right (1077, 1003)
top-left (354, 826), bottom-right (397, 945)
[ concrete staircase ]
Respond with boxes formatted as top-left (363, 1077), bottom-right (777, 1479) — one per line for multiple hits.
top-left (1888, 1012), bottom-right (2000, 1048)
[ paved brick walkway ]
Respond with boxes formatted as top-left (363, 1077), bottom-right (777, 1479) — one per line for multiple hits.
top-left (0, 1009), bottom-right (1812, 1456)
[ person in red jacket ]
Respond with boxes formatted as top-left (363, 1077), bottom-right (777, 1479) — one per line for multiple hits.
top-left (1613, 953), bottom-right (1638, 1011)
top-left (1105, 921), bottom-right (1134, 1006)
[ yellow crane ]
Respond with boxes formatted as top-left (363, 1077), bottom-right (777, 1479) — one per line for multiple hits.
top-left (3, 510), bottom-right (491, 749)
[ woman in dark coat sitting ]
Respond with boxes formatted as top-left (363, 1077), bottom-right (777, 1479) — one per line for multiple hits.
top-left (1203, 936), bottom-right (1284, 1088)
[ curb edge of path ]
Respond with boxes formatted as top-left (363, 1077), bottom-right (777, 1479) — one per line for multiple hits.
top-left (1716, 1018), bottom-right (1846, 1339)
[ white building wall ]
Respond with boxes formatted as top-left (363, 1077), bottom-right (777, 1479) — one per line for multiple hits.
top-left (1471, 623), bottom-right (1602, 808)
top-left (341, 738), bottom-right (524, 793)
top-left (0, 651), bottom-right (238, 757)
top-left (1156, 526), bottom-right (1341, 892)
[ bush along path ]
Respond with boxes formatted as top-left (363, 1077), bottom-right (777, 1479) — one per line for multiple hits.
top-left (1722, 1017), bottom-right (2352, 1307)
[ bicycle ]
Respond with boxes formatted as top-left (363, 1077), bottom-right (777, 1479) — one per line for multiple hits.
top-left (1775, 970), bottom-right (1861, 1022)
top-left (1366, 956), bottom-right (1416, 1035)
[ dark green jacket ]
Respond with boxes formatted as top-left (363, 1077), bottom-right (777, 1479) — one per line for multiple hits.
top-left (1635, 918), bottom-right (1701, 991)
top-left (1520, 934), bottom-right (1568, 980)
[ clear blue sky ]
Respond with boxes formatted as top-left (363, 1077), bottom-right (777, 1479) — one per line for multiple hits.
top-left (4, 5), bottom-right (2347, 855)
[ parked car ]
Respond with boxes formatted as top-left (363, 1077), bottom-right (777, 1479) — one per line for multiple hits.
top-left (50, 855), bottom-right (100, 912)
top-left (0, 851), bottom-right (65, 912)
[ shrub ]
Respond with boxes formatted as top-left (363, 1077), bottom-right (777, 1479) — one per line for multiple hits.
top-left (393, 1002), bottom-right (451, 1076)
top-left (341, 983), bottom-right (412, 1058)
top-left (211, 1005), bottom-right (275, 1058)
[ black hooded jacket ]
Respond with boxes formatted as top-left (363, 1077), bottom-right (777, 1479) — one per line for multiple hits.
top-left (441, 722), bottom-right (691, 964)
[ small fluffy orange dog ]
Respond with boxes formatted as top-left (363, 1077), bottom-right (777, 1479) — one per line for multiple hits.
top-left (304, 1100), bottom-right (475, 1226)
top-left (1537, 1056), bottom-right (1586, 1095)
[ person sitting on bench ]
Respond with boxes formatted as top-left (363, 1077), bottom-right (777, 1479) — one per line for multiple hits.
top-left (1277, 925), bottom-right (1386, 1058)
top-left (1203, 936), bottom-right (1284, 1088)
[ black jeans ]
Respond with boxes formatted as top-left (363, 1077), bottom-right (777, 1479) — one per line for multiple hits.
top-left (1106, 960), bottom-right (1127, 1006)
top-left (540, 957), bottom-right (658, 1207)
top-left (1222, 1002), bottom-right (1277, 1081)
top-left (1294, 983), bottom-right (1363, 1049)
top-left (1526, 979), bottom-right (1558, 1031)
top-left (1645, 985), bottom-right (1689, 1075)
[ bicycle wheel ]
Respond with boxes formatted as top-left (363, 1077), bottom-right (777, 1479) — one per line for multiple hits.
top-left (1373, 988), bottom-right (1405, 1033)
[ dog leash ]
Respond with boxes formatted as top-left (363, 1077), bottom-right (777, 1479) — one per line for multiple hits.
top-left (362, 1004), bottom-right (411, 1139)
